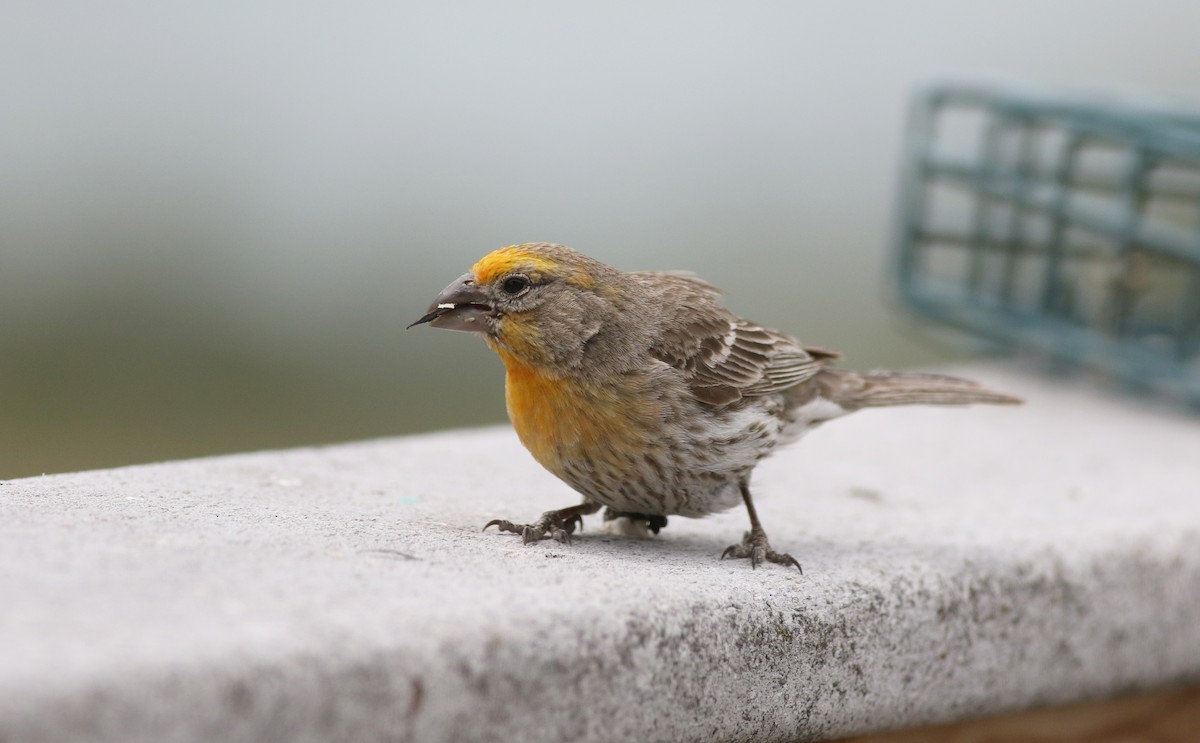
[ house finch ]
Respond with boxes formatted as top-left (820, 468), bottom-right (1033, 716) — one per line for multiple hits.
top-left (410, 243), bottom-right (1020, 570)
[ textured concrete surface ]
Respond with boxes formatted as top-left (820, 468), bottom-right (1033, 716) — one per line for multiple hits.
top-left (2, 364), bottom-right (1199, 743)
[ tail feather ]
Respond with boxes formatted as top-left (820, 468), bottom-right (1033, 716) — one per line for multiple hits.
top-left (827, 370), bottom-right (1023, 409)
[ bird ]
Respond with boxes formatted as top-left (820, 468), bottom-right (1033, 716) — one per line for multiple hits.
top-left (409, 243), bottom-right (1021, 570)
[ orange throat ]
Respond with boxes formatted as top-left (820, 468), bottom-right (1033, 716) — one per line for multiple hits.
top-left (491, 344), bottom-right (650, 477)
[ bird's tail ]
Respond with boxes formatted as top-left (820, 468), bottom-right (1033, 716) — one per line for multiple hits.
top-left (824, 370), bottom-right (1023, 409)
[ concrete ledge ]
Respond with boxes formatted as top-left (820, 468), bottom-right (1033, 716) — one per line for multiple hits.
top-left (2, 364), bottom-right (1199, 742)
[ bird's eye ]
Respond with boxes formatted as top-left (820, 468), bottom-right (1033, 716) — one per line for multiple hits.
top-left (501, 275), bottom-right (530, 295)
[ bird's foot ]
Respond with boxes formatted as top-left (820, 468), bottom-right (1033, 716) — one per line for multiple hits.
top-left (721, 530), bottom-right (802, 572)
top-left (602, 508), bottom-right (668, 537)
top-left (483, 507), bottom-right (587, 545)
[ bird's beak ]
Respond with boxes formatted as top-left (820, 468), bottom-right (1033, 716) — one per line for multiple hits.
top-left (407, 272), bottom-right (495, 334)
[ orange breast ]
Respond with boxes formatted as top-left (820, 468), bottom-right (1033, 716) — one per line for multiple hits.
top-left (495, 349), bottom-right (655, 479)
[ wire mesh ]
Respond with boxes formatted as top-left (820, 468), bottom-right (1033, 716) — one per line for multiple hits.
top-left (895, 83), bottom-right (1200, 405)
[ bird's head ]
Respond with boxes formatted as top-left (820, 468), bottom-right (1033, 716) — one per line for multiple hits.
top-left (409, 243), bottom-right (632, 372)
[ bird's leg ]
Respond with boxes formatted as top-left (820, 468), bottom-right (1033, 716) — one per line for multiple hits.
top-left (483, 501), bottom-right (602, 545)
top-left (721, 482), bottom-right (802, 572)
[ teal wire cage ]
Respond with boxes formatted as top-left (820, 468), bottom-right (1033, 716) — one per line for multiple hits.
top-left (895, 83), bottom-right (1200, 405)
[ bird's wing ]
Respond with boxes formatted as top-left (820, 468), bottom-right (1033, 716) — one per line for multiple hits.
top-left (636, 272), bottom-right (838, 406)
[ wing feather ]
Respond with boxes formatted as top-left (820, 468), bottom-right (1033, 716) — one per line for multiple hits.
top-left (635, 272), bottom-right (838, 406)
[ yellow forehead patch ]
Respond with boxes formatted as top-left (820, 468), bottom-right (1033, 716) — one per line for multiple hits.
top-left (471, 244), bottom-right (593, 287)
top-left (472, 246), bottom-right (554, 284)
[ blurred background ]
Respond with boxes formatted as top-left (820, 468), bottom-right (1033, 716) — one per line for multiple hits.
top-left (3, 1), bottom-right (1198, 479)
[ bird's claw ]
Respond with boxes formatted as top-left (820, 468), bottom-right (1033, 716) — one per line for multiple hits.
top-left (721, 530), bottom-right (802, 572)
top-left (483, 511), bottom-right (584, 545)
